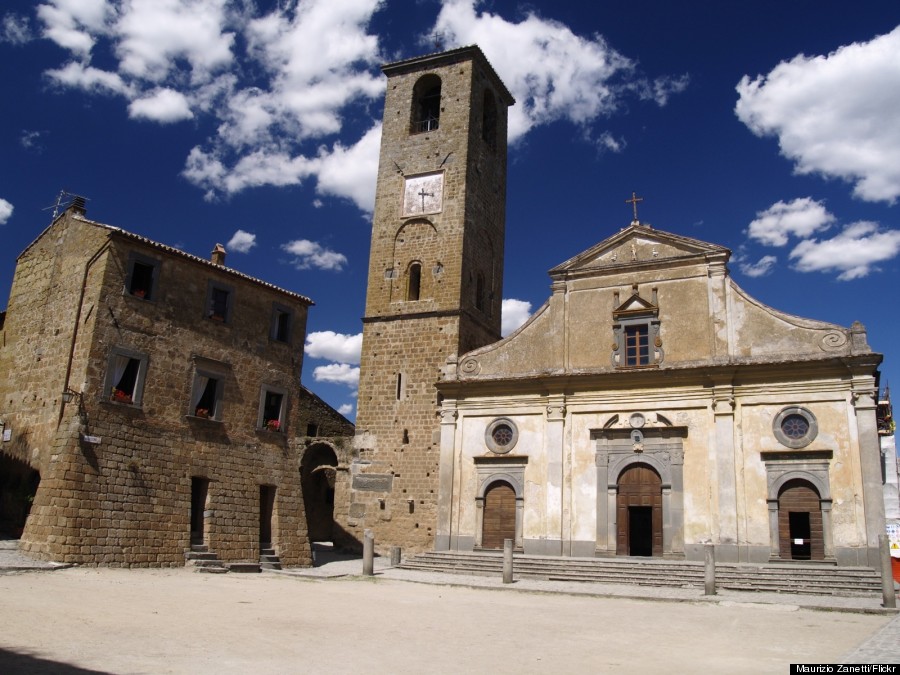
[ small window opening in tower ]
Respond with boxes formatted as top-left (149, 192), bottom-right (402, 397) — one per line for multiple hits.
top-left (402, 429), bottom-right (409, 444)
top-left (475, 272), bottom-right (486, 312)
top-left (412, 75), bottom-right (441, 133)
top-left (396, 373), bottom-right (404, 400)
top-left (482, 90), bottom-right (497, 149)
top-left (407, 263), bottom-right (421, 301)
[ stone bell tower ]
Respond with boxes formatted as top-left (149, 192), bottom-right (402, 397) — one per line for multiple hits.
top-left (347, 46), bottom-right (514, 551)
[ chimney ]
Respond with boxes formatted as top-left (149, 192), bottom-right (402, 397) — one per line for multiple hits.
top-left (69, 195), bottom-right (87, 215)
top-left (211, 244), bottom-right (227, 266)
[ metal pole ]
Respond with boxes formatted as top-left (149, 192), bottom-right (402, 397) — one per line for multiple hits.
top-left (880, 535), bottom-right (896, 609)
top-left (704, 543), bottom-right (716, 596)
top-left (363, 529), bottom-right (375, 576)
top-left (502, 539), bottom-right (514, 584)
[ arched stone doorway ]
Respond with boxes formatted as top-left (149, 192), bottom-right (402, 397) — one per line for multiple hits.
top-left (301, 444), bottom-right (338, 542)
top-left (481, 481), bottom-right (516, 550)
top-left (777, 479), bottom-right (824, 561)
top-left (0, 453), bottom-right (40, 538)
top-left (616, 463), bottom-right (663, 557)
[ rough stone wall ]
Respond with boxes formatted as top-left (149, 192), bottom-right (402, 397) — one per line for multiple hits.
top-left (351, 48), bottom-right (512, 553)
top-left (296, 385), bottom-right (354, 438)
top-left (0, 207), bottom-right (335, 566)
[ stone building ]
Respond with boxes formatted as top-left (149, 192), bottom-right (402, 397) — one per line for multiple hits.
top-left (0, 201), bottom-right (352, 566)
top-left (346, 45), bottom-right (886, 567)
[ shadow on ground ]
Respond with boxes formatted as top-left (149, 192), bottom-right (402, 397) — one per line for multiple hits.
top-left (0, 647), bottom-right (111, 675)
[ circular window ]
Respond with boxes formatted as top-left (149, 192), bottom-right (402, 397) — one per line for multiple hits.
top-left (773, 407), bottom-right (818, 449)
top-left (485, 418), bottom-right (519, 454)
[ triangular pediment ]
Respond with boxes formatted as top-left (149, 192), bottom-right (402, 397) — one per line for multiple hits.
top-left (616, 295), bottom-right (655, 313)
top-left (549, 223), bottom-right (730, 276)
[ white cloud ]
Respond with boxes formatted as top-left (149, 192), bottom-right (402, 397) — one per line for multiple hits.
top-left (314, 123), bottom-right (382, 212)
top-left (37, 0), bottom-right (110, 57)
top-left (746, 198), bottom-right (835, 247)
top-left (501, 298), bottom-right (532, 337)
top-left (128, 87), bottom-right (193, 122)
top-left (736, 25), bottom-right (900, 203)
top-left (282, 239), bottom-right (347, 271)
top-left (337, 403), bottom-right (354, 416)
top-left (312, 363), bottom-right (360, 387)
top-left (2, 13), bottom-right (35, 45)
top-left (789, 221), bottom-right (900, 280)
top-left (113, 0), bottom-right (234, 84)
top-left (433, 0), bottom-right (684, 141)
top-left (304, 331), bottom-right (362, 364)
top-left (0, 198), bottom-right (13, 224)
top-left (45, 61), bottom-right (132, 96)
top-left (226, 229), bottom-right (256, 253)
top-left (738, 255), bottom-right (777, 278)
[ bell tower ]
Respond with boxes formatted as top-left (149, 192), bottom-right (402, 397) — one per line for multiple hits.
top-left (349, 47), bottom-right (514, 551)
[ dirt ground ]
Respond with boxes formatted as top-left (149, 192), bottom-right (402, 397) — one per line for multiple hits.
top-left (0, 567), bottom-right (890, 674)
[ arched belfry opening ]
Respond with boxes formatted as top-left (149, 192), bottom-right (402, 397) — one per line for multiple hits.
top-left (411, 74), bottom-right (441, 133)
top-left (407, 262), bottom-right (422, 301)
top-left (301, 443), bottom-right (339, 543)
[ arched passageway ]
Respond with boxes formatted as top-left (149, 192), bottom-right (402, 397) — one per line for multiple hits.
top-left (301, 444), bottom-right (338, 542)
top-left (0, 454), bottom-right (40, 538)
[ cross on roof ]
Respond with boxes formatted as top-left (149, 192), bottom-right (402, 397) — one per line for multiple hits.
top-left (625, 192), bottom-right (643, 223)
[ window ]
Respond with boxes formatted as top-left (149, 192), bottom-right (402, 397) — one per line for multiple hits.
top-left (773, 407), bottom-right (818, 449)
top-left (485, 418), bottom-right (518, 454)
top-left (407, 263), bottom-right (421, 301)
top-left (259, 386), bottom-right (287, 432)
top-left (270, 304), bottom-right (293, 343)
top-left (125, 253), bottom-right (159, 301)
top-left (475, 272), bottom-right (486, 312)
top-left (306, 422), bottom-right (319, 437)
top-left (190, 375), bottom-right (220, 420)
top-left (611, 286), bottom-right (663, 368)
top-left (104, 347), bottom-right (149, 406)
top-left (624, 325), bottom-right (650, 366)
top-left (482, 90), bottom-right (498, 149)
top-left (206, 281), bottom-right (234, 323)
top-left (411, 74), bottom-right (441, 133)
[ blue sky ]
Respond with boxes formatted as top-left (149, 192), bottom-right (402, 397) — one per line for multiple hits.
top-left (2, 1), bottom-right (900, 421)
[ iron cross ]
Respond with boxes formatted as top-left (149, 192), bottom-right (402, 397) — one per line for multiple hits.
top-left (626, 192), bottom-right (643, 222)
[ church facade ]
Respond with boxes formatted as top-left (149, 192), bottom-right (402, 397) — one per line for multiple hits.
top-left (347, 45), bottom-right (886, 568)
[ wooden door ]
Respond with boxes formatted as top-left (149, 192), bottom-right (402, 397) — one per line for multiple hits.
top-left (482, 482), bottom-right (516, 549)
top-left (616, 464), bottom-right (663, 556)
top-left (778, 480), bottom-right (824, 560)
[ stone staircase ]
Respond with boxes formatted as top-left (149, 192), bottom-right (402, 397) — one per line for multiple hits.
top-left (398, 551), bottom-right (883, 597)
top-left (260, 547), bottom-right (282, 571)
top-left (184, 545), bottom-right (227, 574)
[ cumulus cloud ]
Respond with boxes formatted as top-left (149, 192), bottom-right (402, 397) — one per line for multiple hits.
top-left (738, 255), bottom-right (777, 278)
top-left (226, 229), bottom-right (256, 253)
top-left (337, 403), bottom-right (354, 416)
top-left (304, 331), bottom-right (362, 365)
top-left (2, 13), bottom-right (34, 45)
top-left (433, 0), bottom-right (685, 141)
top-left (746, 198), bottom-right (835, 246)
top-left (501, 298), bottom-right (532, 337)
top-left (312, 363), bottom-right (360, 387)
top-left (128, 87), bottom-right (193, 122)
top-left (0, 198), bottom-right (13, 224)
top-left (282, 239), bottom-right (347, 271)
top-left (789, 221), bottom-right (900, 280)
top-left (736, 26), bottom-right (900, 203)
top-left (45, 61), bottom-right (133, 96)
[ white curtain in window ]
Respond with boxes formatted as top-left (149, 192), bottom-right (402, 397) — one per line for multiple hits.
top-left (192, 375), bottom-right (209, 408)
top-left (112, 354), bottom-right (130, 392)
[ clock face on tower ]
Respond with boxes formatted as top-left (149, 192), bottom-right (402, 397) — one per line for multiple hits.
top-left (402, 172), bottom-right (444, 217)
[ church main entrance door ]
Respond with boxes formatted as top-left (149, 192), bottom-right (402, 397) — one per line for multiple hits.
top-left (482, 481), bottom-right (516, 549)
top-left (616, 464), bottom-right (663, 556)
top-left (777, 479), bottom-right (824, 560)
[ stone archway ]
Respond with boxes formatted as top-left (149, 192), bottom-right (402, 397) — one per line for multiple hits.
top-left (301, 444), bottom-right (338, 542)
top-left (0, 453), bottom-right (40, 538)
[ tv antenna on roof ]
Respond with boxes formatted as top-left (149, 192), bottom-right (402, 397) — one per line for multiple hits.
top-left (432, 32), bottom-right (445, 51)
top-left (44, 190), bottom-right (88, 221)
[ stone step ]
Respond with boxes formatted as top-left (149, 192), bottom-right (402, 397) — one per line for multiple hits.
top-left (398, 552), bottom-right (882, 596)
top-left (184, 551), bottom-right (219, 561)
top-left (228, 562), bottom-right (262, 573)
top-left (197, 565), bottom-right (228, 574)
top-left (190, 544), bottom-right (209, 553)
